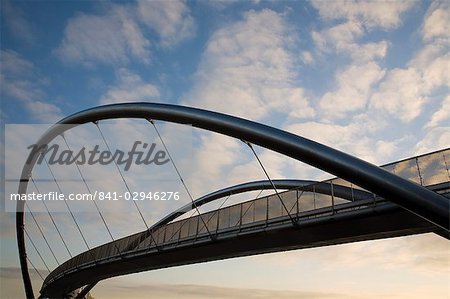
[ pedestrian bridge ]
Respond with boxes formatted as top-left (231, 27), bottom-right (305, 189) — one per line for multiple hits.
top-left (14, 103), bottom-right (449, 298)
top-left (41, 149), bottom-right (449, 297)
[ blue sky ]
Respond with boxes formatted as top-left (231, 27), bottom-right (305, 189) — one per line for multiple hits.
top-left (1, 0), bottom-right (449, 298)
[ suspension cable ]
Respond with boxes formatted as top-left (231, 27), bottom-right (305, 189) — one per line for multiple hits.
top-left (217, 194), bottom-right (232, 210)
top-left (294, 189), bottom-right (305, 216)
top-left (30, 176), bottom-right (72, 258)
top-left (148, 119), bottom-right (215, 240)
top-left (244, 141), bottom-right (297, 226)
top-left (210, 194), bottom-right (233, 228)
top-left (254, 188), bottom-right (265, 200)
top-left (95, 122), bottom-right (149, 230)
top-left (203, 194), bottom-right (232, 228)
top-left (241, 189), bottom-right (264, 222)
top-left (61, 133), bottom-right (115, 243)
top-left (168, 193), bottom-right (232, 242)
top-left (94, 122), bottom-right (160, 251)
top-left (442, 151), bottom-right (450, 180)
top-left (171, 209), bottom-right (199, 243)
top-left (25, 203), bottom-right (60, 265)
top-left (26, 256), bottom-right (45, 281)
top-left (24, 229), bottom-right (50, 273)
top-left (42, 150), bottom-right (90, 250)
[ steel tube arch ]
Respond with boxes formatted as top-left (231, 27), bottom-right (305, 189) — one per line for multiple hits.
top-left (150, 179), bottom-right (375, 231)
top-left (16, 102), bottom-right (449, 298)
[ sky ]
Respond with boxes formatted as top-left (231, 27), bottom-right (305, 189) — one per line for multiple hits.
top-left (1, 0), bottom-right (449, 298)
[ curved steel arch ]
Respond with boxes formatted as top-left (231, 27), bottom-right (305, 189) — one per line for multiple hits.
top-left (127, 179), bottom-right (377, 261)
top-left (16, 102), bottom-right (449, 298)
top-left (150, 179), bottom-right (375, 231)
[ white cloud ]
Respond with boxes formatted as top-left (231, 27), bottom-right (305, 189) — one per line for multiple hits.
top-left (188, 133), bottom-right (245, 196)
top-left (412, 2), bottom-right (450, 93)
top-left (333, 233), bottom-right (450, 274)
top-left (251, 233), bottom-right (450, 275)
top-left (184, 9), bottom-right (314, 121)
top-left (301, 51), bottom-right (314, 64)
top-left (410, 40), bottom-right (448, 72)
top-left (1, 77), bottom-right (43, 102)
top-left (312, 21), bottom-right (364, 53)
top-left (137, 0), bottom-right (195, 47)
top-left (426, 95), bottom-right (450, 128)
top-left (351, 41), bottom-right (388, 62)
top-left (319, 62), bottom-right (385, 117)
top-left (0, 50), bottom-right (62, 122)
top-left (367, 2), bottom-right (450, 124)
top-left (370, 68), bottom-right (425, 122)
top-left (0, 49), bottom-right (34, 76)
top-left (421, 53), bottom-right (450, 92)
top-left (114, 6), bottom-right (152, 61)
top-left (99, 68), bottom-right (160, 104)
top-left (310, 0), bottom-right (415, 30)
top-left (56, 1), bottom-right (196, 66)
top-left (56, 5), bottom-right (151, 66)
top-left (1, 0), bottom-right (34, 43)
top-left (312, 21), bottom-right (389, 62)
top-left (285, 115), bottom-right (398, 165)
top-left (415, 127), bottom-right (450, 154)
top-left (410, 2), bottom-right (450, 92)
top-left (23, 101), bottom-right (63, 123)
top-left (95, 279), bottom-right (352, 299)
top-left (422, 1), bottom-right (450, 41)
top-left (309, 2), bottom-right (405, 125)
top-left (310, 18), bottom-right (389, 120)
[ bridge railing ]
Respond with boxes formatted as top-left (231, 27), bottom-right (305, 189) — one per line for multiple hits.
top-left (43, 148), bottom-right (450, 287)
